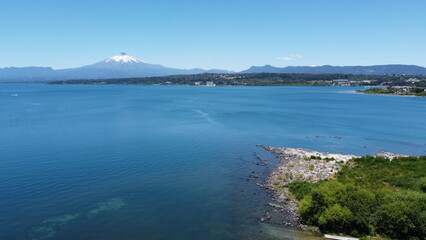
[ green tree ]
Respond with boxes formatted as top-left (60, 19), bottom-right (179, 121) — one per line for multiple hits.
top-left (318, 204), bottom-right (353, 233)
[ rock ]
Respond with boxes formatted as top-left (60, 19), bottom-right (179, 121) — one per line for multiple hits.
top-left (269, 203), bottom-right (284, 209)
top-left (375, 151), bottom-right (408, 160)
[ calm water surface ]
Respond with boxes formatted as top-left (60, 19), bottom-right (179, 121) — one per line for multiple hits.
top-left (1, 84), bottom-right (425, 240)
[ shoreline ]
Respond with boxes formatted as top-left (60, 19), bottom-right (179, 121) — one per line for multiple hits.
top-left (359, 92), bottom-right (420, 97)
top-left (258, 146), bottom-right (407, 232)
top-left (357, 90), bottom-right (426, 97)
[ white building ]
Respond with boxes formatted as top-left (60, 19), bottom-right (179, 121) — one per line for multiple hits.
top-left (406, 78), bottom-right (421, 83)
top-left (332, 79), bottom-right (350, 87)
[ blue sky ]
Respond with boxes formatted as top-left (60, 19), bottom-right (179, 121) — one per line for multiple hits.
top-left (1, 0), bottom-right (425, 71)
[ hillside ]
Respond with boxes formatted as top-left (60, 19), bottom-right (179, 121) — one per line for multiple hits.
top-left (241, 64), bottom-right (426, 75)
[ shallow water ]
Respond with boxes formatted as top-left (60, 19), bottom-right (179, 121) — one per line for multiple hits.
top-left (1, 84), bottom-right (425, 240)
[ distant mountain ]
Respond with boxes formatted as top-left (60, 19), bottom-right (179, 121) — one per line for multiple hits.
top-left (241, 64), bottom-right (426, 75)
top-left (0, 67), bottom-right (55, 82)
top-left (2, 54), bottom-right (426, 82)
top-left (0, 53), bottom-right (232, 82)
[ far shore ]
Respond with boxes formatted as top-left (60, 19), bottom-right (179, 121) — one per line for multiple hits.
top-left (357, 88), bottom-right (426, 97)
top-left (358, 91), bottom-right (421, 97)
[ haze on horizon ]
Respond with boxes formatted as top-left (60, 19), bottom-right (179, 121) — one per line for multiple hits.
top-left (1, 0), bottom-right (425, 71)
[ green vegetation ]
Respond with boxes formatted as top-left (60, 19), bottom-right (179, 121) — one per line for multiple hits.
top-left (358, 87), bottom-right (426, 97)
top-left (305, 156), bottom-right (335, 162)
top-left (288, 181), bottom-right (318, 201)
top-left (288, 156), bottom-right (426, 239)
top-left (48, 73), bottom-right (426, 86)
top-left (359, 88), bottom-right (397, 94)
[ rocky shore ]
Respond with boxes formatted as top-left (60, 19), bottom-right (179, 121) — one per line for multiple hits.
top-left (258, 146), bottom-right (408, 229)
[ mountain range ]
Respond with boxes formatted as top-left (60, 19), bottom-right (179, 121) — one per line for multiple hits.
top-left (1, 53), bottom-right (426, 82)
top-left (241, 64), bottom-right (426, 75)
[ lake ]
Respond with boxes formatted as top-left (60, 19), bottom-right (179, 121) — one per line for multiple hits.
top-left (1, 84), bottom-right (425, 240)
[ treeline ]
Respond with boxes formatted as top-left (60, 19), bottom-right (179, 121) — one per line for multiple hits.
top-left (288, 156), bottom-right (426, 239)
top-left (47, 73), bottom-right (426, 86)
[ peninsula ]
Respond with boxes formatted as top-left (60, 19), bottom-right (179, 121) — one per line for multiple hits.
top-left (357, 86), bottom-right (426, 97)
top-left (260, 146), bottom-right (426, 240)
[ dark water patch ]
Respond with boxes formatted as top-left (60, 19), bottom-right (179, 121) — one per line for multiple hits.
top-left (27, 198), bottom-right (126, 240)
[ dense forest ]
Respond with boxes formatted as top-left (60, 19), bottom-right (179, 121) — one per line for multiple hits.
top-left (288, 156), bottom-right (426, 240)
top-left (48, 73), bottom-right (426, 86)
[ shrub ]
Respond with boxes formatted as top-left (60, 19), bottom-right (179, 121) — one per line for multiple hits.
top-left (318, 204), bottom-right (353, 232)
top-left (418, 177), bottom-right (426, 192)
top-left (288, 181), bottom-right (316, 200)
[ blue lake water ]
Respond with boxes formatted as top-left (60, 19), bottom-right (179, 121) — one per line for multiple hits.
top-left (1, 84), bottom-right (425, 240)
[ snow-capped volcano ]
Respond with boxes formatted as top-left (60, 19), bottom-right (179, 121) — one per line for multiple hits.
top-left (52, 52), bottom-right (215, 79)
top-left (105, 52), bottom-right (144, 63)
top-left (0, 53), bottom-right (233, 81)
